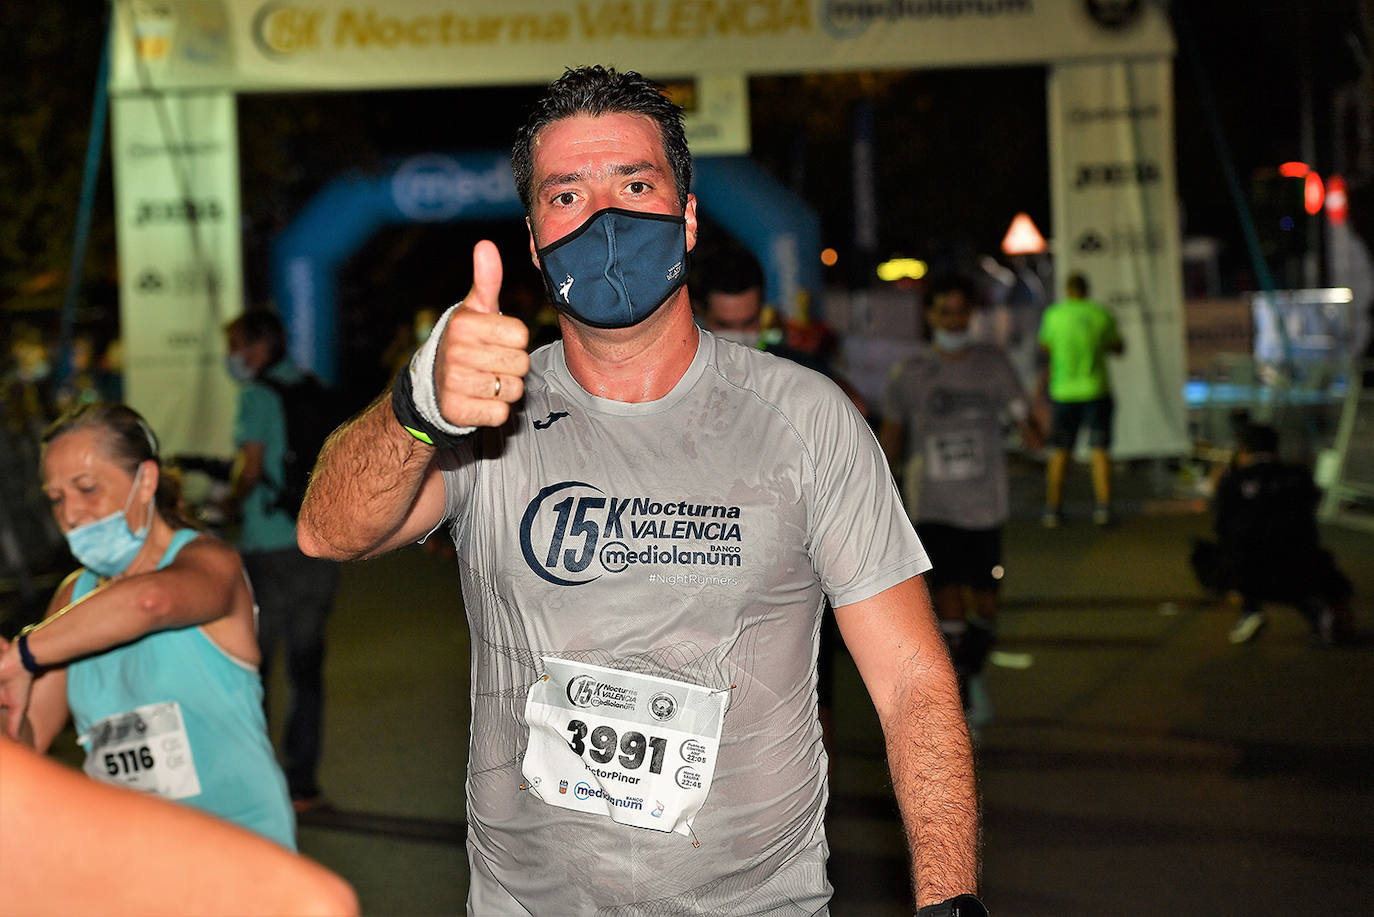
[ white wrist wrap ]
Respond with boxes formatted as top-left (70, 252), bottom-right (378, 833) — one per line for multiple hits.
top-left (407, 302), bottom-right (476, 437)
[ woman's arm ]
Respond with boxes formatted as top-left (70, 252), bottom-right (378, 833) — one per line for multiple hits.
top-left (0, 738), bottom-right (359, 916)
top-left (0, 537), bottom-right (244, 737)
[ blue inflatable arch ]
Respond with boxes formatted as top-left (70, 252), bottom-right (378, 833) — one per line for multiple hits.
top-left (271, 152), bottom-right (821, 384)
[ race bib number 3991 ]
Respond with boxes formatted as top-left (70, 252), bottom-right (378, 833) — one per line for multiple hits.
top-left (523, 658), bottom-right (728, 837)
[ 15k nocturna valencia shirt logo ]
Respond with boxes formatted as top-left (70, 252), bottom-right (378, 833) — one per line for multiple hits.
top-left (519, 482), bottom-right (743, 586)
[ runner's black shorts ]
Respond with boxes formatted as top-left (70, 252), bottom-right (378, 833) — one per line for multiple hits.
top-left (1050, 396), bottom-right (1114, 450)
top-left (917, 523), bottom-right (1003, 592)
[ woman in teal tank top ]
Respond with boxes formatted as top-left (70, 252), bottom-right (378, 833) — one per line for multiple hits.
top-left (0, 403), bottom-right (295, 850)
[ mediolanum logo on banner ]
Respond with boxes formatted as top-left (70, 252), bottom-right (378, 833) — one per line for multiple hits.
top-left (390, 155), bottom-right (517, 221)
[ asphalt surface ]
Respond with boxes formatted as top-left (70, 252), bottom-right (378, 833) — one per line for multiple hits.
top-left (10, 458), bottom-right (1373, 914)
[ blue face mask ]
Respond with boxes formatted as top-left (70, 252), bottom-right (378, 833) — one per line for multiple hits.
top-left (537, 207), bottom-right (688, 329)
top-left (65, 465), bottom-right (152, 577)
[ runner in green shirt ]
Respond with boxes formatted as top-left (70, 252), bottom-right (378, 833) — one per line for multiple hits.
top-left (1037, 273), bottom-right (1124, 526)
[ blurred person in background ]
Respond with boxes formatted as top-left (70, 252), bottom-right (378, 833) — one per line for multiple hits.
top-left (881, 274), bottom-right (1042, 730)
top-left (1209, 423), bottom-right (1354, 645)
top-left (693, 242), bottom-right (870, 418)
top-left (224, 310), bottom-right (340, 813)
top-left (3, 323), bottom-right (57, 437)
top-left (1037, 272), bottom-right (1123, 527)
top-left (0, 402), bottom-right (295, 849)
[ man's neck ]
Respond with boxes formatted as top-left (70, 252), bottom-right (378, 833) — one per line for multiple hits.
top-left (560, 292), bottom-right (700, 403)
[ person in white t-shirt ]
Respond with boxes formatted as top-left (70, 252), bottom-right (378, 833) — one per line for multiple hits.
top-left (881, 275), bottom-right (1043, 729)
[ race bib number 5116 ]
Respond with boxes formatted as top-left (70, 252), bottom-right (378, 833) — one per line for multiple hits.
top-left (523, 658), bottom-right (728, 837)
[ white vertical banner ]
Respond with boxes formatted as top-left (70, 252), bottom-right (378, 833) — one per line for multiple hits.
top-left (112, 90), bottom-right (242, 458)
top-left (1048, 58), bottom-right (1189, 458)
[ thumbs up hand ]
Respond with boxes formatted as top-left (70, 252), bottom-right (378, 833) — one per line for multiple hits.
top-left (433, 240), bottom-right (532, 429)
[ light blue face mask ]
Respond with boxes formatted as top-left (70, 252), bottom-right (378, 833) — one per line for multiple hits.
top-left (65, 465), bottom-right (152, 577)
top-left (932, 328), bottom-right (972, 353)
top-left (225, 353), bottom-right (254, 383)
top-left (537, 207), bottom-right (688, 329)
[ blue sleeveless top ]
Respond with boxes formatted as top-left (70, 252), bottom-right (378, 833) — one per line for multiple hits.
top-left (67, 529), bottom-right (295, 849)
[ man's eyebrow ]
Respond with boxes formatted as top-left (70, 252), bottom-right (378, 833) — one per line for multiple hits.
top-left (537, 169), bottom-right (588, 196)
top-left (536, 161), bottom-right (664, 196)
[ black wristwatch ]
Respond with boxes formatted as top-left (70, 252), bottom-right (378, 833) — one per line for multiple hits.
top-left (916, 893), bottom-right (989, 917)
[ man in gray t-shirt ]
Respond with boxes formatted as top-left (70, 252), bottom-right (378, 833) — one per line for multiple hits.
top-left (298, 67), bottom-right (981, 916)
top-left (881, 276), bottom-right (1041, 726)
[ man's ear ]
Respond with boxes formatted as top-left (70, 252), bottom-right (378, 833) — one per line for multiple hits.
top-left (684, 193), bottom-right (698, 253)
top-left (527, 216), bottom-right (541, 270)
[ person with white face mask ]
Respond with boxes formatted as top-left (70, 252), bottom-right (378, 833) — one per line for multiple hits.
top-left (0, 402), bottom-right (295, 850)
top-left (880, 276), bottom-right (1044, 732)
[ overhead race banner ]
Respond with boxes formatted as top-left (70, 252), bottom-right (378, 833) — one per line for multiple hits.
top-left (112, 90), bottom-right (243, 458)
top-left (109, 1), bottom-right (1175, 92)
top-left (107, 0), bottom-right (1177, 457)
top-left (1048, 58), bottom-right (1189, 458)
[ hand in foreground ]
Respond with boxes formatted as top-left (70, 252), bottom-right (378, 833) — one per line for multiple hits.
top-left (0, 639), bottom-right (35, 740)
top-left (433, 240), bottom-right (532, 429)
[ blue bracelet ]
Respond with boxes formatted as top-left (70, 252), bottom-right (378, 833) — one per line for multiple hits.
top-left (16, 632), bottom-right (45, 676)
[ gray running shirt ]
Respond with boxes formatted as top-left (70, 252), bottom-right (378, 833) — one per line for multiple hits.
top-left (438, 331), bottom-right (928, 915)
top-left (883, 344), bottom-right (1027, 530)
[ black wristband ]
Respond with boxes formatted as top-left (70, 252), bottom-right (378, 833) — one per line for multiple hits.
top-left (16, 633), bottom-right (46, 676)
top-left (916, 894), bottom-right (988, 917)
top-left (390, 367), bottom-right (473, 450)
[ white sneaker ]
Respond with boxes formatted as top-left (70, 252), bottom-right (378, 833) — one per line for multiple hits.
top-left (1228, 611), bottom-right (1268, 644)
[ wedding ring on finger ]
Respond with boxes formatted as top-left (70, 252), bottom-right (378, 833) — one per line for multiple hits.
top-left (492, 374), bottom-right (502, 398)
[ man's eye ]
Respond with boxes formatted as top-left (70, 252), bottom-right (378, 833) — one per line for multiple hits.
top-left (627, 181), bottom-right (648, 194)
top-left (553, 191), bottom-right (576, 206)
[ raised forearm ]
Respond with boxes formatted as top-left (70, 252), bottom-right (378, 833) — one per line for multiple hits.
top-left (296, 392), bottom-right (439, 560)
top-left (884, 656), bottom-right (980, 906)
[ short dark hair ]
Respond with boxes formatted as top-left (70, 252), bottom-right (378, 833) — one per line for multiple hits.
top-left (511, 66), bottom-right (692, 213)
top-left (695, 245), bottom-right (764, 301)
top-left (926, 273), bottom-right (976, 306)
top-left (1240, 422), bottom-right (1279, 455)
top-left (1066, 272), bottom-right (1090, 298)
top-left (225, 310), bottom-right (287, 364)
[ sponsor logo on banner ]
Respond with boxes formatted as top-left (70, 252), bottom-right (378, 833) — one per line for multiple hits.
top-left (1075, 227), bottom-right (1163, 257)
top-left (252, 2), bottom-right (813, 54)
top-left (1083, 0), bottom-right (1142, 30)
top-left (1072, 161), bottom-right (1160, 190)
top-left (1068, 104), bottom-right (1159, 125)
top-left (135, 263), bottom-right (222, 295)
top-left (390, 154), bottom-right (517, 221)
top-left (127, 141), bottom-right (225, 159)
top-left (134, 199), bottom-right (224, 227)
top-left (823, 0), bottom-right (1032, 38)
top-left (519, 481), bottom-right (743, 587)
